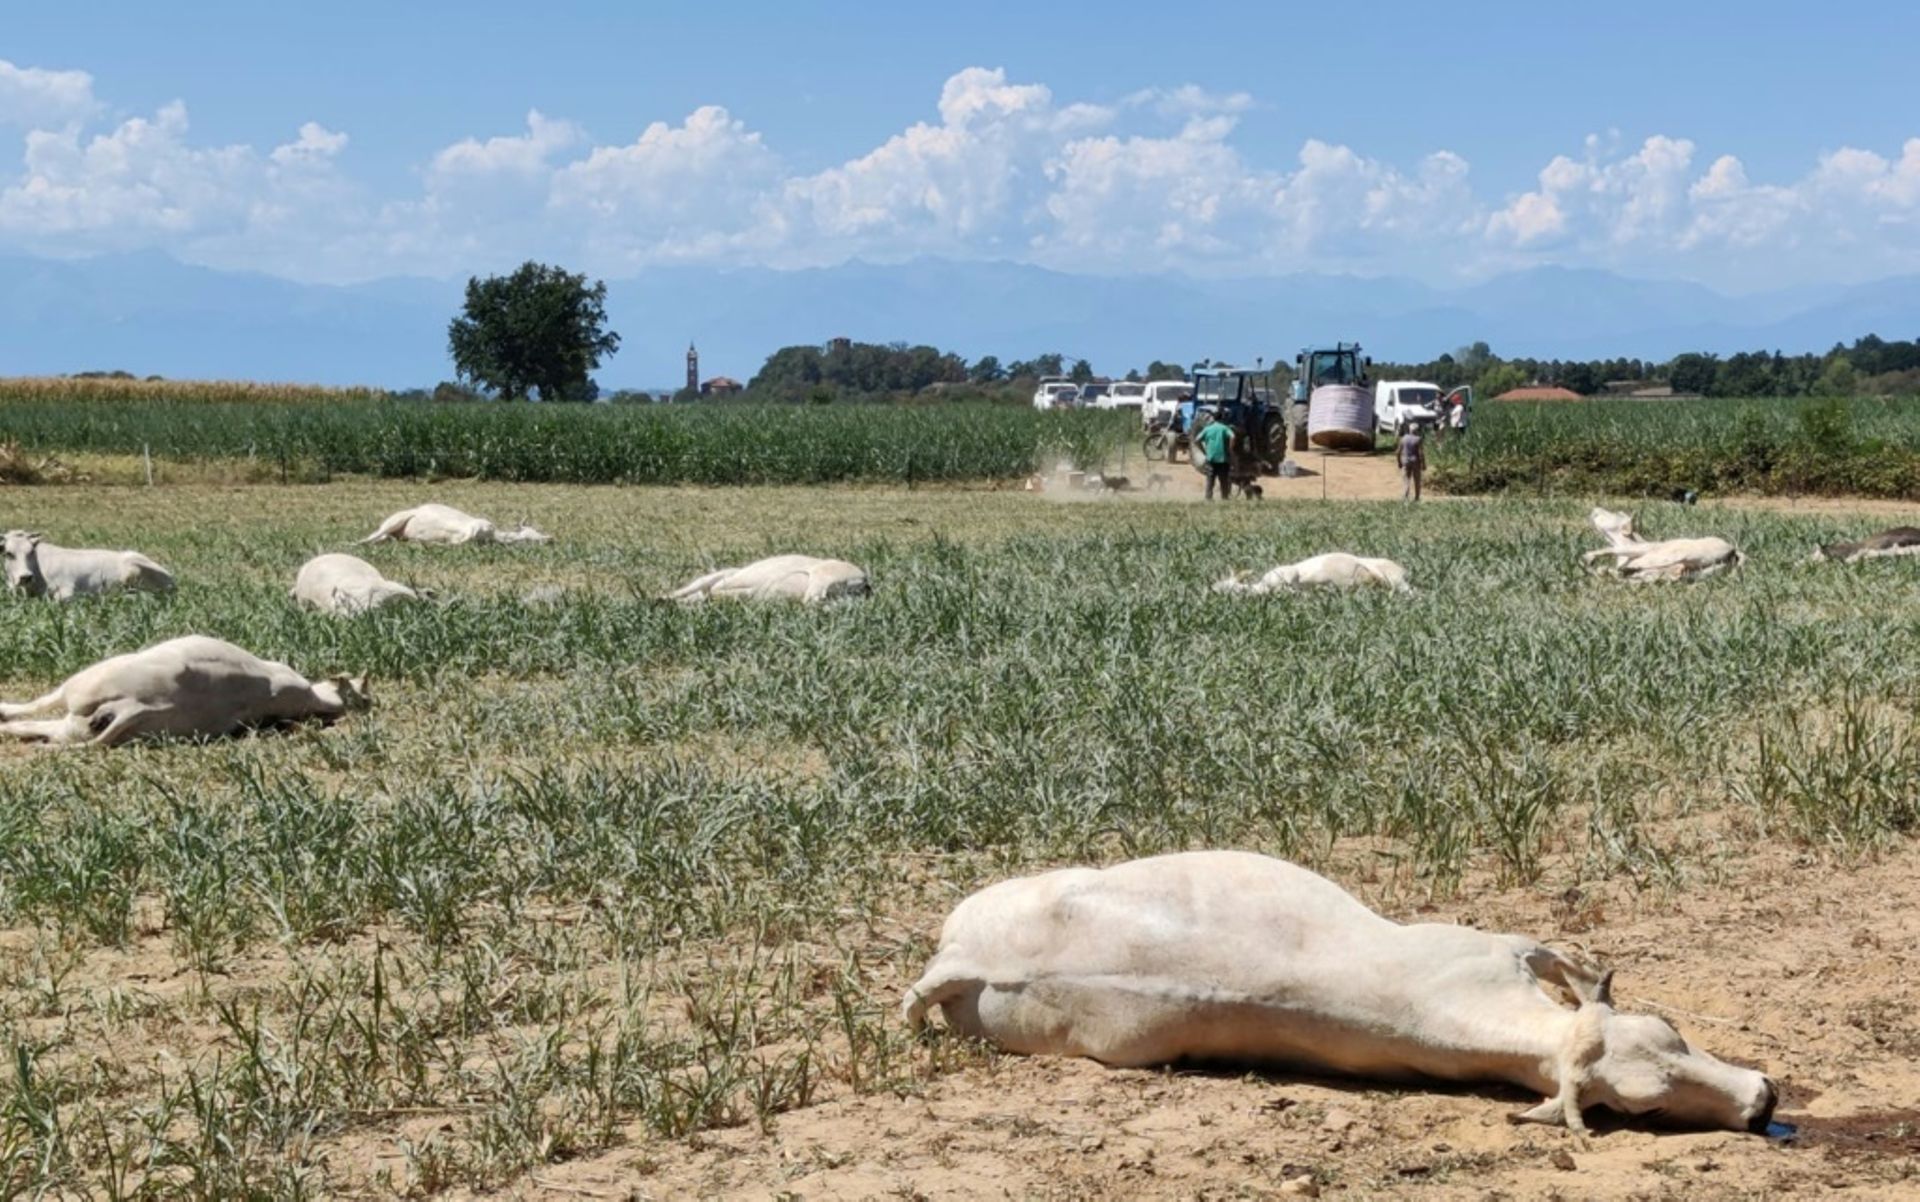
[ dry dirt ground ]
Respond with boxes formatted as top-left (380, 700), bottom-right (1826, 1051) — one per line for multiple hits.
top-left (1038, 447), bottom-right (1416, 505)
top-left (7, 478), bottom-right (1919, 1199)
top-left (518, 835), bottom-right (1920, 1202)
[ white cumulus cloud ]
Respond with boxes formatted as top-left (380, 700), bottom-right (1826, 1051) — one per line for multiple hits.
top-left (0, 58), bottom-right (97, 128)
top-left (2, 58), bottom-right (1919, 289)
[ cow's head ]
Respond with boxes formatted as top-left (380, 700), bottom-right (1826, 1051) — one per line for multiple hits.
top-left (314, 674), bottom-right (373, 715)
top-left (3, 530), bottom-right (46, 596)
top-left (1515, 965), bottom-right (1777, 1134)
top-left (1589, 508), bottom-right (1639, 548)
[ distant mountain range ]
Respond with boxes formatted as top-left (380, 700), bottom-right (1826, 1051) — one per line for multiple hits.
top-left (1, 252), bottom-right (1916, 389)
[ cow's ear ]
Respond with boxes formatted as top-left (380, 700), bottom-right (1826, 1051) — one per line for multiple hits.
top-left (1591, 969), bottom-right (1615, 1008)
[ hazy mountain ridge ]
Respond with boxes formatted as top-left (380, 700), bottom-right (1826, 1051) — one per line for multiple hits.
top-left (0, 254), bottom-right (1914, 388)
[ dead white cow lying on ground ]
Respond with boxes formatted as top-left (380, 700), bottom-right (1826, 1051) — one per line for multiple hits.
top-left (1813, 526), bottom-right (1920, 563)
top-left (360, 503), bottom-right (552, 546)
top-left (1583, 507), bottom-right (1741, 581)
top-left (905, 851), bottom-right (1777, 1134)
top-left (292, 553), bottom-right (423, 615)
top-left (1213, 552), bottom-right (1410, 594)
top-left (665, 554), bottom-right (870, 604)
top-left (0, 635), bottom-right (368, 748)
top-left (3, 530), bottom-right (175, 601)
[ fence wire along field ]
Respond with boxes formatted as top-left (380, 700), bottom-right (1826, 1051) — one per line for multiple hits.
top-left (2, 482), bottom-right (1919, 1195)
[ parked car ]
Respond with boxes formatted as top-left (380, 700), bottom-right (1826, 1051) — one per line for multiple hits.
top-left (1031, 377), bottom-right (1080, 410)
top-left (1099, 381), bottom-right (1148, 410)
top-left (1078, 382), bottom-right (1111, 407)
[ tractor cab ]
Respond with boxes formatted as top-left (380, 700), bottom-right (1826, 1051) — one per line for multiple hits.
top-left (1290, 343), bottom-right (1370, 402)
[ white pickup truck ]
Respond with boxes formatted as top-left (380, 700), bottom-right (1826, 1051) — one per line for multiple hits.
top-left (1097, 381), bottom-right (1148, 410)
top-left (1031, 377), bottom-right (1080, 410)
top-left (1375, 381), bottom-right (1469, 435)
top-left (1139, 379), bottom-right (1194, 428)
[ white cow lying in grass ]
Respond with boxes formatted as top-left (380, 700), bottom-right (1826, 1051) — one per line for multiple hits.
top-left (292, 553), bottom-right (424, 615)
top-left (905, 851), bottom-right (1777, 1134)
top-left (0, 635), bottom-right (368, 748)
top-left (1213, 552), bottom-right (1410, 594)
top-left (1583, 507), bottom-right (1742, 581)
top-left (361, 503), bottom-right (552, 546)
top-left (3, 530), bottom-right (175, 601)
top-left (665, 555), bottom-right (870, 604)
top-left (1813, 526), bottom-right (1920, 563)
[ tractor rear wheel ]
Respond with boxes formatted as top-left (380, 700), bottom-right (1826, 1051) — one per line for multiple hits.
top-left (1260, 413), bottom-right (1285, 474)
top-left (1187, 415), bottom-right (1215, 474)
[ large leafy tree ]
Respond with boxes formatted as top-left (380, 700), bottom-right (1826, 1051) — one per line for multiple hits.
top-left (448, 262), bottom-right (620, 401)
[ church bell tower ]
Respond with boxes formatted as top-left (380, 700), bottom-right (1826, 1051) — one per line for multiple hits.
top-left (686, 342), bottom-right (699, 394)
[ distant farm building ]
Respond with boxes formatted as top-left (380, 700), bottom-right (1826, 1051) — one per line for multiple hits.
top-left (701, 376), bottom-right (744, 397)
top-left (1491, 386), bottom-right (1583, 402)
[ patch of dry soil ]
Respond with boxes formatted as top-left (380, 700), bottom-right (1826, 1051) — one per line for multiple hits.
top-left (526, 839), bottom-right (1920, 1200)
top-left (1041, 448), bottom-right (1414, 505)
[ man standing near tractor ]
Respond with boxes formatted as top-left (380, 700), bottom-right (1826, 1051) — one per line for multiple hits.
top-left (1397, 424), bottom-right (1426, 502)
top-left (1196, 418), bottom-right (1235, 500)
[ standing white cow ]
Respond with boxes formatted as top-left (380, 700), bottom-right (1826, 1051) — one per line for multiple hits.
top-left (665, 555), bottom-right (870, 604)
top-left (905, 851), bottom-right (1777, 1134)
top-left (360, 504), bottom-right (552, 546)
top-left (1214, 552), bottom-right (1410, 594)
top-left (292, 553), bottom-right (423, 615)
top-left (0, 635), bottom-right (368, 748)
top-left (1583, 507), bottom-right (1741, 581)
top-left (3, 530), bottom-right (175, 601)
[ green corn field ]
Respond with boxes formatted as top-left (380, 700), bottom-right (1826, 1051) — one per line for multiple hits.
top-left (0, 395), bottom-right (1132, 484)
top-left (1435, 394), bottom-right (1920, 498)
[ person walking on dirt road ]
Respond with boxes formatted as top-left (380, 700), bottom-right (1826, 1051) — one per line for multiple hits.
top-left (1397, 425), bottom-right (1426, 502)
top-left (1196, 418), bottom-right (1234, 500)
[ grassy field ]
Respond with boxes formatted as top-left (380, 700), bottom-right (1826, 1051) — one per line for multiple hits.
top-left (1435, 394), bottom-right (1920, 499)
top-left (2, 482), bottom-right (1919, 1194)
top-left (0, 399), bottom-right (1130, 486)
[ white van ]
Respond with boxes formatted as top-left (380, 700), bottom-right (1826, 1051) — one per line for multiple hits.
top-left (1140, 379), bottom-right (1193, 427)
top-left (1374, 381), bottom-right (1443, 434)
top-left (1098, 381), bottom-right (1148, 410)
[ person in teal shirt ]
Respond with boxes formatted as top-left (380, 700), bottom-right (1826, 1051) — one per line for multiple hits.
top-left (1195, 417), bottom-right (1234, 500)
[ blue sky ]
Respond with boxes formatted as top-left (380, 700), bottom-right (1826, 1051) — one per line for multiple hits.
top-left (4, 1), bottom-right (1918, 292)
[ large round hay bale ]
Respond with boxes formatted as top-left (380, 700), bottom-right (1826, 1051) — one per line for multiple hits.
top-left (1307, 384), bottom-right (1374, 451)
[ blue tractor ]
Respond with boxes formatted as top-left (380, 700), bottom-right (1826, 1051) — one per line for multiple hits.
top-left (1177, 367), bottom-right (1287, 495)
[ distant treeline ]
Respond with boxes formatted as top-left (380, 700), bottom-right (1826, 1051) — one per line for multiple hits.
top-left (734, 334), bottom-right (1920, 405)
top-left (1352, 335), bottom-right (1920, 401)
